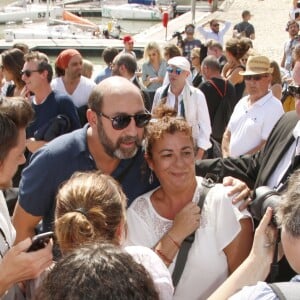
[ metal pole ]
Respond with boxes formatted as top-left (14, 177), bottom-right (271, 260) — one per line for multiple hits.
top-left (212, 0), bottom-right (218, 12)
top-left (191, 0), bottom-right (196, 24)
top-left (47, 0), bottom-right (49, 26)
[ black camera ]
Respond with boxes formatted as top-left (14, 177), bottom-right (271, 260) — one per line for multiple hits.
top-left (288, 84), bottom-right (300, 98)
top-left (250, 186), bottom-right (281, 226)
top-left (297, 1), bottom-right (300, 8)
top-left (172, 31), bottom-right (182, 39)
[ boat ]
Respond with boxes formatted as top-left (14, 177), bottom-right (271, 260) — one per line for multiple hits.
top-left (3, 16), bottom-right (122, 41)
top-left (0, 3), bottom-right (63, 24)
top-left (101, 3), bottom-right (173, 21)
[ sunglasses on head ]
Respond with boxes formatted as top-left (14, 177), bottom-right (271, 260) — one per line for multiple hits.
top-left (20, 69), bottom-right (40, 77)
top-left (96, 111), bottom-right (152, 130)
top-left (288, 85), bottom-right (300, 98)
top-left (244, 74), bottom-right (268, 81)
top-left (166, 66), bottom-right (183, 75)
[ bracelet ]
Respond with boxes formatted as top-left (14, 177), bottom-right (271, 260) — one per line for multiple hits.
top-left (155, 248), bottom-right (173, 265)
top-left (166, 232), bottom-right (180, 249)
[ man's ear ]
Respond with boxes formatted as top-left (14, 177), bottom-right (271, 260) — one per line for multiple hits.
top-left (86, 109), bottom-right (98, 127)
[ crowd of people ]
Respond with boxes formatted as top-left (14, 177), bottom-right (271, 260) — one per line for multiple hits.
top-left (0, 0), bottom-right (300, 298)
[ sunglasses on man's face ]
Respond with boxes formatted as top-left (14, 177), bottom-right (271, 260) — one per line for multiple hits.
top-left (244, 74), bottom-right (269, 81)
top-left (288, 85), bottom-right (300, 98)
top-left (96, 111), bottom-right (152, 130)
top-left (166, 66), bottom-right (183, 75)
top-left (212, 23), bottom-right (219, 27)
top-left (20, 69), bottom-right (40, 77)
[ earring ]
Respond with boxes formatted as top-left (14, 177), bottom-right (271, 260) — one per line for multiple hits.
top-left (149, 169), bottom-right (154, 184)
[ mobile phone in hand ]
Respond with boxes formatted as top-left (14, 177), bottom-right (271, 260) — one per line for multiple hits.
top-left (27, 231), bottom-right (54, 252)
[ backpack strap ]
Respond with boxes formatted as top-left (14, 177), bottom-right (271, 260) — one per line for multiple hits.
top-left (172, 177), bottom-right (215, 287)
top-left (268, 282), bottom-right (300, 300)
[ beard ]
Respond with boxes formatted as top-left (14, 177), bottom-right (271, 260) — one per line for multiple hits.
top-left (97, 120), bottom-right (141, 159)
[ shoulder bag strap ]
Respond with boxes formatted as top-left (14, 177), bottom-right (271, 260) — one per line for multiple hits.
top-left (160, 84), bottom-right (170, 105)
top-left (268, 282), bottom-right (300, 300)
top-left (207, 79), bottom-right (226, 98)
top-left (172, 178), bottom-right (215, 287)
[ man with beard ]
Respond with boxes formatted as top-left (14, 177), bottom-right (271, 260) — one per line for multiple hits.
top-left (281, 20), bottom-right (300, 73)
top-left (197, 18), bottom-right (231, 46)
top-left (12, 77), bottom-right (155, 242)
top-left (51, 49), bottom-right (96, 126)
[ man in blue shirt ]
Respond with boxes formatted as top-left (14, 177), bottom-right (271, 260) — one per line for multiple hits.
top-left (12, 76), bottom-right (156, 242)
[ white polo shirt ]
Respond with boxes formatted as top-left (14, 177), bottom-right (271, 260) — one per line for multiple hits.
top-left (228, 91), bottom-right (284, 157)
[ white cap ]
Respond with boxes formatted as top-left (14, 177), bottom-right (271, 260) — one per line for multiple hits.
top-left (168, 56), bottom-right (190, 73)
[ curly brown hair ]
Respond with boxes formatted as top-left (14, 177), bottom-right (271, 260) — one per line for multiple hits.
top-left (144, 105), bottom-right (194, 158)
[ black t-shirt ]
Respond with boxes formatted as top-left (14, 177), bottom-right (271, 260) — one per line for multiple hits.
top-left (199, 77), bottom-right (237, 142)
top-left (233, 21), bottom-right (255, 38)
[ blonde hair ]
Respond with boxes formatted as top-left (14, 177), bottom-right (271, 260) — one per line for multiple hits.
top-left (55, 171), bottom-right (127, 253)
top-left (82, 59), bottom-right (93, 79)
top-left (143, 41), bottom-right (163, 62)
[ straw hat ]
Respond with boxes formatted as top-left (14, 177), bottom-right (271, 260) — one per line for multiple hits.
top-left (239, 55), bottom-right (273, 76)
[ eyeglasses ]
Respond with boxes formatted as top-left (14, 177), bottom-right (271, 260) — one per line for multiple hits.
top-left (20, 69), bottom-right (40, 77)
top-left (96, 111), bottom-right (152, 130)
top-left (244, 74), bottom-right (269, 81)
top-left (166, 66), bottom-right (183, 75)
top-left (288, 85), bottom-right (300, 98)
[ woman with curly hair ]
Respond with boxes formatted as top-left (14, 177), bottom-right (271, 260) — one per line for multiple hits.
top-left (222, 37), bottom-right (251, 100)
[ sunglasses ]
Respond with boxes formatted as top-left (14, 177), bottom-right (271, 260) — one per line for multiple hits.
top-left (166, 66), bottom-right (183, 75)
top-left (20, 69), bottom-right (40, 77)
top-left (212, 23), bottom-right (219, 27)
top-left (288, 85), bottom-right (300, 98)
top-left (244, 74), bottom-right (269, 81)
top-left (97, 111), bottom-right (152, 130)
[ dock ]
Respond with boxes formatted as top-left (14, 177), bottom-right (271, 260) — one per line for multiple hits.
top-left (0, 9), bottom-right (210, 57)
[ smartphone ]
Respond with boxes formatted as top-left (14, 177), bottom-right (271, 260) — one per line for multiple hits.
top-left (27, 231), bottom-right (54, 252)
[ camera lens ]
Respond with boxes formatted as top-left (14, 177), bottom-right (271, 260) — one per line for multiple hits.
top-left (250, 186), bottom-right (281, 226)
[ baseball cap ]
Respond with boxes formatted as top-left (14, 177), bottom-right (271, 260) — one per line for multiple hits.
top-left (123, 35), bottom-right (134, 43)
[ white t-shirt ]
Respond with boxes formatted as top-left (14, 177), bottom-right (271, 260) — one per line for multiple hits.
top-left (126, 177), bottom-right (251, 300)
top-left (0, 191), bottom-right (15, 258)
top-left (51, 76), bottom-right (96, 108)
top-left (228, 91), bottom-right (284, 157)
top-left (125, 245), bottom-right (174, 300)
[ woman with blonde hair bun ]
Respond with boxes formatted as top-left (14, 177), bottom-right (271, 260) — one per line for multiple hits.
top-left (55, 171), bottom-right (174, 300)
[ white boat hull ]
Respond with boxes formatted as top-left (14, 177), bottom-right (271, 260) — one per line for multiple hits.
top-left (0, 4), bottom-right (63, 24)
top-left (102, 4), bottom-right (164, 21)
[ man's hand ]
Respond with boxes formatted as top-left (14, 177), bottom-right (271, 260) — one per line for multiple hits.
top-left (0, 238), bottom-right (53, 296)
top-left (223, 176), bottom-right (252, 210)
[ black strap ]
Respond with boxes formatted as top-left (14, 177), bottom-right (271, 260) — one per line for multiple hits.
top-left (171, 177), bottom-right (215, 287)
top-left (269, 282), bottom-right (300, 300)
